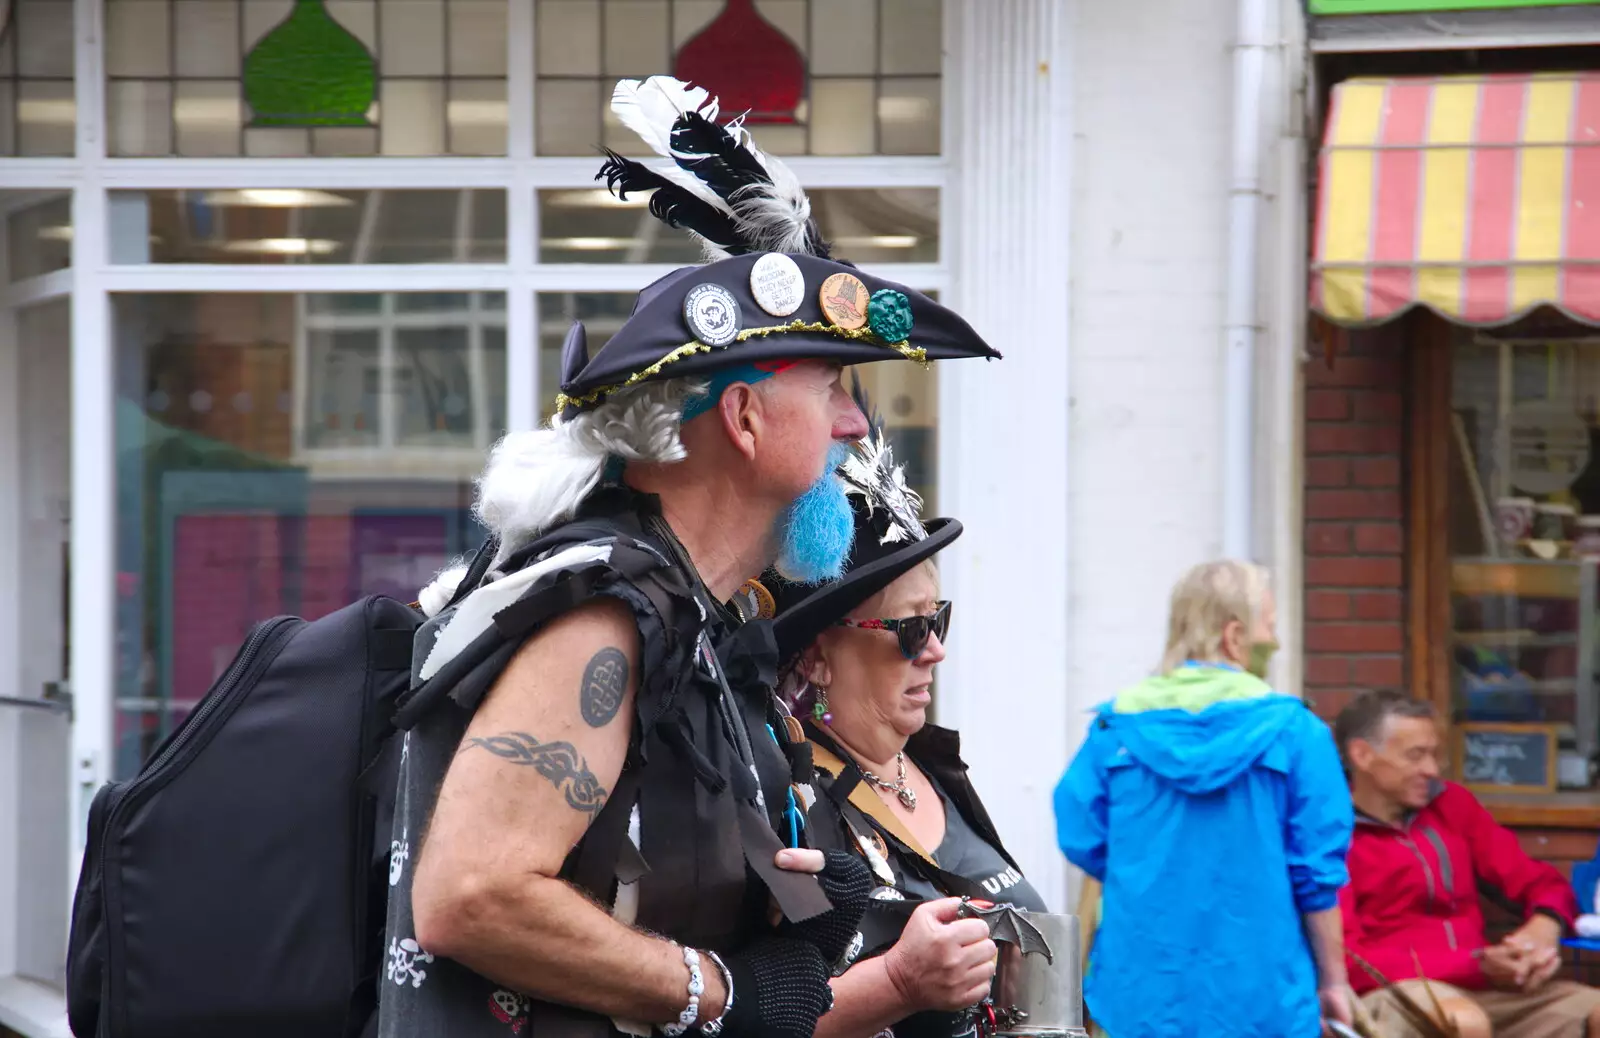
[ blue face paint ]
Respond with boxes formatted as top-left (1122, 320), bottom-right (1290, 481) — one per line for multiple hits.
top-left (773, 442), bottom-right (855, 585)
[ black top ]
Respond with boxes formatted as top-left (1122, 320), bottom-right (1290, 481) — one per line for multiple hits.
top-left (805, 721), bottom-right (1042, 912)
top-left (898, 778), bottom-right (1047, 912)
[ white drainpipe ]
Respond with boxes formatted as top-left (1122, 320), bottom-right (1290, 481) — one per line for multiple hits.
top-left (1222, 0), bottom-right (1273, 560)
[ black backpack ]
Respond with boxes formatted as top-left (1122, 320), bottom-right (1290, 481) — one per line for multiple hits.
top-left (65, 591), bottom-right (426, 1038)
top-left (63, 511), bottom-right (690, 1038)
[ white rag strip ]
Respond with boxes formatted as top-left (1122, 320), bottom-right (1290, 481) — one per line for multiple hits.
top-left (417, 543), bottom-right (614, 682)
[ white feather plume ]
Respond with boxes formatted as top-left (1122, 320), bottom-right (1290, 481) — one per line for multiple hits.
top-left (606, 76), bottom-right (827, 260)
top-left (839, 432), bottom-right (927, 547)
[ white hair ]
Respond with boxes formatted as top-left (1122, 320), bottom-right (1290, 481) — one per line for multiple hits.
top-left (417, 377), bottom-right (707, 616)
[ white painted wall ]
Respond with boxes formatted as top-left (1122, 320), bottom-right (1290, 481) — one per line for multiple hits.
top-left (1060, 0), bottom-right (1310, 814)
top-left (1067, 0), bottom-right (1235, 724)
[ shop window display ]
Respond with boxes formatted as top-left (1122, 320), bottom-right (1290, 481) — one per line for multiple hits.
top-left (111, 292), bottom-right (505, 779)
top-left (1450, 330), bottom-right (1600, 794)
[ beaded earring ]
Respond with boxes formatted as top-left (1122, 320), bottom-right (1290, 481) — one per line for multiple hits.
top-left (812, 684), bottom-right (832, 726)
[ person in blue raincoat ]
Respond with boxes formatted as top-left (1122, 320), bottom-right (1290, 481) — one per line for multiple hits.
top-left (1054, 559), bottom-right (1355, 1038)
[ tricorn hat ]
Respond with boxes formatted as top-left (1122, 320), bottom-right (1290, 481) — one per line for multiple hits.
top-left (554, 77), bottom-right (1001, 420)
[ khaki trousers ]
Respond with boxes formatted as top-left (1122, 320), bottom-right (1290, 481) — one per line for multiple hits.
top-left (1362, 978), bottom-right (1600, 1038)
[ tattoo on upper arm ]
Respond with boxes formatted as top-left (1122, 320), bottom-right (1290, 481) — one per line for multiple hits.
top-left (580, 647), bottom-right (629, 728)
top-left (459, 732), bottom-right (609, 815)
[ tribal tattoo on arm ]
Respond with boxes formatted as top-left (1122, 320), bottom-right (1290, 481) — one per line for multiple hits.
top-left (458, 732), bottom-right (610, 816)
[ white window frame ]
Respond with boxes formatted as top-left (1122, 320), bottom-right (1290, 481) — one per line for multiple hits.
top-left (0, 7), bottom-right (959, 1030)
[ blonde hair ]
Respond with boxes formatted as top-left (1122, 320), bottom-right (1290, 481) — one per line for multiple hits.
top-left (1157, 559), bottom-right (1272, 674)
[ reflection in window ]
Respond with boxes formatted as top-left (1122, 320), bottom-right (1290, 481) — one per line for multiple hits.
top-left (538, 187), bottom-right (938, 265)
top-left (104, 0), bottom-right (508, 156)
top-left (536, 289), bottom-right (938, 509)
top-left (6, 193), bottom-right (71, 281)
top-left (0, 0), bottom-right (76, 155)
top-left (535, 0), bottom-right (941, 156)
top-left (1449, 327), bottom-right (1600, 792)
top-left (110, 189), bottom-right (507, 264)
top-left (112, 292), bottom-right (504, 778)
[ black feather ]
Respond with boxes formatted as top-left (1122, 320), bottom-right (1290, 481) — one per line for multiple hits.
top-left (848, 370), bottom-right (884, 437)
top-left (596, 149), bottom-right (747, 253)
top-left (667, 111), bottom-right (772, 202)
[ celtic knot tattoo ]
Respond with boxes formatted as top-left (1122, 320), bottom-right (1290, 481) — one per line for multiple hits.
top-left (580, 647), bottom-right (628, 728)
top-left (460, 732), bottom-right (609, 816)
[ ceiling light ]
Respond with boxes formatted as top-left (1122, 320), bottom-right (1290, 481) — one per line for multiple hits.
top-left (542, 189), bottom-right (648, 209)
top-left (832, 235), bottom-right (920, 249)
top-left (17, 98), bottom-right (75, 125)
top-left (203, 189), bottom-right (355, 208)
top-left (541, 236), bottom-right (635, 250)
top-left (446, 99), bottom-right (508, 127)
top-left (220, 238), bottom-right (341, 256)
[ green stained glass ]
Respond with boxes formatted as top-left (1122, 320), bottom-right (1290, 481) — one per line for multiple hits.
top-left (243, 0), bottom-right (376, 127)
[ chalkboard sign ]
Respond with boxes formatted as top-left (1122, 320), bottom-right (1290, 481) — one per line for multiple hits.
top-left (1456, 723), bottom-right (1558, 795)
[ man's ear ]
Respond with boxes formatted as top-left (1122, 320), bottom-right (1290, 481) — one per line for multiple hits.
top-left (718, 383), bottom-right (762, 461)
top-left (1348, 738), bottom-right (1376, 771)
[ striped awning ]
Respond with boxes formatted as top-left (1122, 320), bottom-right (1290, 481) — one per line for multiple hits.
top-left (1311, 72), bottom-right (1600, 327)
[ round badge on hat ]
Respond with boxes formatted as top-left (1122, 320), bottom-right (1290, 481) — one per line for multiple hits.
top-left (819, 272), bottom-right (868, 330)
top-left (749, 253), bottom-right (805, 318)
top-left (684, 283), bottom-right (741, 346)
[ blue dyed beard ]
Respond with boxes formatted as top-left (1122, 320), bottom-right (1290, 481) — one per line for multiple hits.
top-left (773, 443), bottom-right (855, 585)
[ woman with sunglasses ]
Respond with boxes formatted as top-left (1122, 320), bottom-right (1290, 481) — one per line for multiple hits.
top-left (734, 428), bottom-right (1045, 1038)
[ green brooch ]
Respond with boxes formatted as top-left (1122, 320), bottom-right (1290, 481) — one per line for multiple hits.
top-left (867, 289), bottom-right (914, 343)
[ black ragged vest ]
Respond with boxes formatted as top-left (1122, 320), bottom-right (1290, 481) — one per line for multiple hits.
top-left (378, 488), bottom-right (826, 1038)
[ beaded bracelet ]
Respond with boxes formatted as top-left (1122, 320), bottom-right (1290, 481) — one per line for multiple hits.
top-left (661, 945), bottom-right (704, 1037)
top-left (697, 950), bottom-right (734, 1037)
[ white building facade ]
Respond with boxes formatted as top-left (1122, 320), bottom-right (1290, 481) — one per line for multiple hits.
top-left (0, 1), bottom-right (1312, 1034)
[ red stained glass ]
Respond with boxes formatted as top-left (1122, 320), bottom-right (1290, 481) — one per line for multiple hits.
top-left (673, 0), bottom-right (805, 124)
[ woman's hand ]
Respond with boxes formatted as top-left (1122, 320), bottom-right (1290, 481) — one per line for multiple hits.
top-left (882, 897), bottom-right (998, 1012)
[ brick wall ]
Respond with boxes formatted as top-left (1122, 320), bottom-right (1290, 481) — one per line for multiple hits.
top-left (1304, 324), bottom-right (1410, 723)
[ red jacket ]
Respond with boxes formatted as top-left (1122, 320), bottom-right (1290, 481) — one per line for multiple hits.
top-left (1341, 781), bottom-right (1578, 994)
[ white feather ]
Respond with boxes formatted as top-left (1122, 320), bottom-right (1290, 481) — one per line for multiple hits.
top-left (610, 77), bottom-right (738, 221)
top-left (611, 77), bottom-right (717, 159)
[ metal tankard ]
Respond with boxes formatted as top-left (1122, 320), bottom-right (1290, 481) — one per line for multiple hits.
top-left (957, 902), bottom-right (1088, 1038)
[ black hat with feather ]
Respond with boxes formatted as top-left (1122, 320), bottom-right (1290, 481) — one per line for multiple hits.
top-left (554, 77), bottom-right (1001, 420)
top-left (734, 379), bottom-right (962, 665)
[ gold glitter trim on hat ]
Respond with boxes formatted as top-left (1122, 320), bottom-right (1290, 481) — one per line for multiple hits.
top-left (553, 322), bottom-right (927, 413)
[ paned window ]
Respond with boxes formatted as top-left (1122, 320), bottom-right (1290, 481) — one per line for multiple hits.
top-left (109, 188), bottom-right (508, 263)
top-left (0, 0), bottom-right (75, 155)
top-left (535, 0), bottom-right (941, 156)
top-left (104, 0), bottom-right (509, 156)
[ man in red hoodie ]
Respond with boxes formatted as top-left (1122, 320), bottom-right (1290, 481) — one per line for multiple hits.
top-left (1336, 691), bottom-right (1600, 1038)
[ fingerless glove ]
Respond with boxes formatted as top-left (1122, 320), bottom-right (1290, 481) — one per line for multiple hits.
top-left (776, 849), bottom-right (872, 965)
top-left (718, 937), bottom-right (834, 1038)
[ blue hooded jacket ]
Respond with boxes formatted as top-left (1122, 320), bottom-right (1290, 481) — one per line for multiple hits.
top-left (1053, 666), bottom-right (1353, 1038)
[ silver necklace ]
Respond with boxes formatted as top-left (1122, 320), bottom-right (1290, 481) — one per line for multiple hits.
top-left (860, 752), bottom-right (918, 811)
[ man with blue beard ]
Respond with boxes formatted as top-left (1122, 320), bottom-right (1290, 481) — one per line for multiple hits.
top-left (378, 75), bottom-right (1001, 1038)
